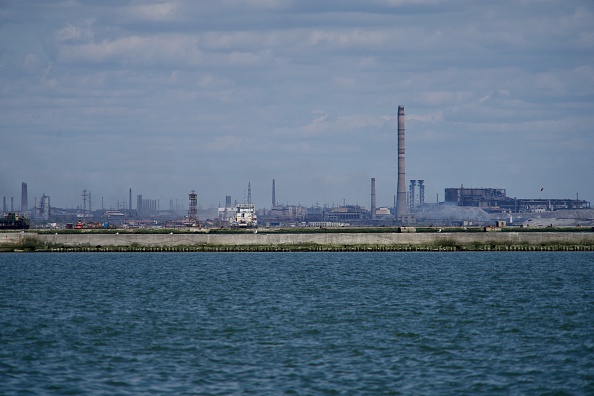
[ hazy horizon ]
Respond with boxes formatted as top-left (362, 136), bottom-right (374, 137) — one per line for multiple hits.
top-left (2, 1), bottom-right (593, 210)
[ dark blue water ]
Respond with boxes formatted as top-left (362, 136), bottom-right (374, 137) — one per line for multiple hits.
top-left (1, 252), bottom-right (593, 395)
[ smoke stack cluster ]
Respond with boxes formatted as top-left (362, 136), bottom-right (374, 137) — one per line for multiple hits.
top-left (395, 105), bottom-right (407, 219)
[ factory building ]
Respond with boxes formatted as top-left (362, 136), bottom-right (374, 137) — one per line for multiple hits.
top-left (136, 194), bottom-right (158, 216)
top-left (324, 205), bottom-right (367, 222)
top-left (445, 187), bottom-right (507, 208)
top-left (445, 186), bottom-right (590, 213)
top-left (268, 205), bottom-right (307, 222)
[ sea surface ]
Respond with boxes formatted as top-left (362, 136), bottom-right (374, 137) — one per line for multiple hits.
top-left (1, 252), bottom-right (593, 395)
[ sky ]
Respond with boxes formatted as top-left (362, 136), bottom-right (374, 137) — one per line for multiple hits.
top-left (1, 0), bottom-right (593, 211)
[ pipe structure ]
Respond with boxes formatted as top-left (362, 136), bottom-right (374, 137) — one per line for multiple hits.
top-left (371, 178), bottom-right (376, 220)
top-left (272, 179), bottom-right (276, 207)
top-left (21, 182), bottom-right (28, 212)
top-left (395, 106), bottom-right (407, 219)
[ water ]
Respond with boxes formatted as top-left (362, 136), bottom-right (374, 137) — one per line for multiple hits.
top-left (1, 252), bottom-right (593, 395)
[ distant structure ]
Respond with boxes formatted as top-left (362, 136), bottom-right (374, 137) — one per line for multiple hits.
top-left (371, 178), bottom-right (376, 220)
top-left (418, 180), bottom-right (425, 207)
top-left (81, 190), bottom-right (89, 216)
top-left (445, 186), bottom-right (590, 213)
top-left (21, 182), bottom-right (28, 212)
top-left (272, 179), bottom-right (276, 207)
top-left (395, 105), bottom-right (407, 219)
top-left (409, 180), bottom-right (416, 212)
top-left (188, 190), bottom-right (198, 226)
top-left (226, 195), bottom-right (232, 208)
top-left (129, 188), bottom-right (132, 214)
top-left (137, 194), bottom-right (157, 216)
top-left (38, 194), bottom-right (50, 220)
top-left (325, 205), bottom-right (366, 222)
top-left (232, 203), bottom-right (258, 228)
top-left (409, 179), bottom-right (426, 212)
top-left (247, 182), bottom-right (252, 205)
top-left (2, 196), bottom-right (6, 212)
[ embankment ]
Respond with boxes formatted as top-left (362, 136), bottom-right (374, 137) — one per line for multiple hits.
top-left (2, 231), bottom-right (594, 252)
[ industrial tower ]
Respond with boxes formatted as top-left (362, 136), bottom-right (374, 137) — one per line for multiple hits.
top-left (21, 182), bottom-right (28, 212)
top-left (272, 179), bottom-right (276, 207)
top-left (371, 178), bottom-right (376, 220)
top-left (188, 190), bottom-right (198, 226)
top-left (395, 106), bottom-right (407, 219)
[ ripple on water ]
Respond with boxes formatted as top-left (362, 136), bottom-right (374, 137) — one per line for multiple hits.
top-left (0, 252), bottom-right (593, 394)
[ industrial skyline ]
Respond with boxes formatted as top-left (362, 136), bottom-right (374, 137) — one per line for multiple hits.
top-left (3, 103), bottom-right (591, 214)
top-left (1, 1), bottom-right (593, 208)
top-left (2, 100), bottom-right (592, 215)
top-left (2, 176), bottom-right (590, 218)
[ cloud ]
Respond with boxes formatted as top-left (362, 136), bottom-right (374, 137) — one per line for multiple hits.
top-left (408, 111), bottom-right (444, 123)
top-left (125, 2), bottom-right (179, 22)
top-left (206, 135), bottom-right (247, 152)
top-left (1, 0), bottom-right (593, 207)
top-left (57, 20), bottom-right (95, 42)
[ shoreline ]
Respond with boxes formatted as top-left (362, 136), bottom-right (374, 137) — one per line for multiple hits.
top-left (2, 230), bottom-right (594, 252)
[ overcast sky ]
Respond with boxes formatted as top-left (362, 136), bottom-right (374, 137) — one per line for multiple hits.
top-left (1, 0), bottom-right (593, 211)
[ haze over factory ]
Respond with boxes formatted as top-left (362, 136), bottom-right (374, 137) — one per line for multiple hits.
top-left (2, 2), bottom-right (593, 226)
top-left (3, 105), bottom-right (592, 229)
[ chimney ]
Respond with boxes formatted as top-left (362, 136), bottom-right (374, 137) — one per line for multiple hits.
top-left (395, 105), bottom-right (407, 219)
top-left (371, 178), bottom-right (376, 220)
top-left (21, 182), bottom-right (28, 212)
top-left (272, 179), bottom-right (276, 207)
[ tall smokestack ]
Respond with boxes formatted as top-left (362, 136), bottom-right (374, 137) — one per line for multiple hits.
top-left (272, 179), bottom-right (276, 207)
top-left (129, 188), bottom-right (132, 213)
top-left (371, 178), bottom-right (376, 220)
top-left (395, 105), bottom-right (407, 219)
top-left (21, 182), bottom-right (28, 212)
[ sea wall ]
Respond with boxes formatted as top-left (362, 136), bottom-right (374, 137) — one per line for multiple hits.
top-left (2, 231), bottom-right (594, 251)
